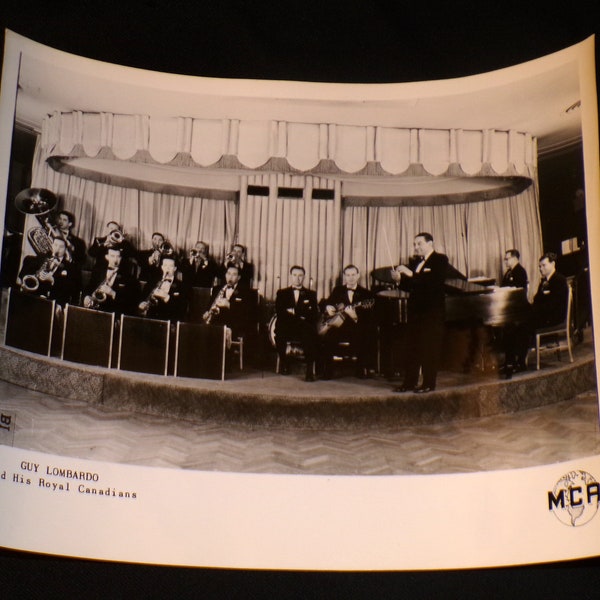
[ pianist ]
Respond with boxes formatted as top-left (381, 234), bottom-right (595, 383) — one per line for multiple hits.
top-left (500, 249), bottom-right (528, 289)
top-left (391, 232), bottom-right (448, 394)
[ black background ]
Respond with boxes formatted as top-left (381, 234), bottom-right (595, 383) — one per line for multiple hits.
top-left (1, 1), bottom-right (599, 597)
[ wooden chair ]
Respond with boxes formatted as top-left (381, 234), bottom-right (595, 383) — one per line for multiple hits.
top-left (531, 284), bottom-right (574, 370)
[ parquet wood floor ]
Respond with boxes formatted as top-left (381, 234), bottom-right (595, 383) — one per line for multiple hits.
top-left (1, 380), bottom-right (598, 475)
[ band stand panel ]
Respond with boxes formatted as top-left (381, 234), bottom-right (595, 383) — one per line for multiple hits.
top-left (61, 305), bottom-right (115, 367)
top-left (187, 287), bottom-right (212, 323)
top-left (4, 288), bottom-right (55, 356)
top-left (174, 322), bottom-right (227, 380)
top-left (118, 315), bottom-right (170, 376)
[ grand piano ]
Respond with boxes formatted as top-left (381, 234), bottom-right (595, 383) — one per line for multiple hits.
top-left (372, 264), bottom-right (532, 374)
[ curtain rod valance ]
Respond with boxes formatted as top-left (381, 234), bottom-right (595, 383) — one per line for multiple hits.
top-left (41, 111), bottom-right (537, 179)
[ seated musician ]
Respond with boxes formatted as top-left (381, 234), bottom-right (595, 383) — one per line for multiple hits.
top-left (203, 265), bottom-right (252, 340)
top-left (319, 264), bottom-right (376, 380)
top-left (138, 256), bottom-right (188, 321)
top-left (275, 265), bottom-right (319, 382)
top-left (181, 241), bottom-right (218, 289)
top-left (502, 252), bottom-right (569, 378)
top-left (221, 244), bottom-right (254, 288)
top-left (137, 232), bottom-right (168, 284)
top-left (500, 249), bottom-right (528, 289)
top-left (19, 237), bottom-right (78, 306)
top-left (83, 247), bottom-right (136, 315)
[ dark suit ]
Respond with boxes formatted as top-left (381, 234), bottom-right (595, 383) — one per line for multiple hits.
top-left (220, 260), bottom-right (255, 288)
top-left (501, 263), bottom-right (528, 288)
top-left (275, 286), bottom-right (319, 366)
top-left (85, 267), bottom-right (137, 316)
top-left (319, 284), bottom-right (376, 375)
top-left (19, 255), bottom-right (78, 306)
top-left (532, 271), bottom-right (569, 328)
top-left (137, 248), bottom-right (163, 283)
top-left (88, 236), bottom-right (135, 274)
top-left (207, 284), bottom-right (252, 339)
top-left (399, 251), bottom-right (449, 389)
top-left (181, 256), bottom-right (218, 289)
top-left (139, 276), bottom-right (189, 321)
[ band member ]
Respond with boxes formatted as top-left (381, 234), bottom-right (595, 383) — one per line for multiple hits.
top-left (181, 241), bottom-right (218, 288)
top-left (83, 247), bottom-right (136, 315)
top-left (138, 256), bottom-right (188, 321)
top-left (319, 264), bottom-right (376, 380)
top-left (88, 221), bottom-right (134, 270)
top-left (275, 265), bottom-right (319, 382)
top-left (203, 265), bottom-right (252, 339)
top-left (221, 243), bottom-right (254, 288)
top-left (138, 232), bottom-right (170, 283)
top-left (392, 232), bottom-right (449, 393)
top-left (502, 252), bottom-right (569, 378)
top-left (54, 210), bottom-right (87, 267)
top-left (500, 249), bottom-right (528, 289)
top-left (18, 237), bottom-right (78, 306)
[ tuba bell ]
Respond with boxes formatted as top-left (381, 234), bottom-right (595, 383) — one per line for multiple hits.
top-left (14, 188), bottom-right (58, 257)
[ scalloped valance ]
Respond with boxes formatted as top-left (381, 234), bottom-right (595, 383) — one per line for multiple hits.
top-left (42, 111), bottom-right (537, 179)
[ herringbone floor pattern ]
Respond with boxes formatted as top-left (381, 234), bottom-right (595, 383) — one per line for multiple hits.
top-left (1, 380), bottom-right (598, 475)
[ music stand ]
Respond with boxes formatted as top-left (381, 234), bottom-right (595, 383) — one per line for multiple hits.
top-left (174, 322), bottom-right (227, 380)
top-left (61, 305), bottom-right (115, 368)
top-left (4, 288), bottom-right (55, 356)
top-left (118, 315), bottom-right (170, 375)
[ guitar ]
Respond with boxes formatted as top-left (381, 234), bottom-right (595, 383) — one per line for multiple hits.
top-left (317, 299), bottom-right (375, 336)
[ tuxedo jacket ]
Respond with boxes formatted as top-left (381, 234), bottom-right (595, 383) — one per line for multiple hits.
top-left (181, 257), bottom-right (218, 288)
top-left (64, 233), bottom-right (87, 267)
top-left (532, 271), bottom-right (569, 327)
top-left (275, 287), bottom-right (319, 327)
top-left (501, 263), bottom-right (528, 289)
top-left (399, 251), bottom-right (449, 317)
top-left (320, 284), bottom-right (375, 326)
top-left (137, 248), bottom-right (163, 283)
top-left (208, 284), bottom-right (253, 338)
top-left (19, 254), bottom-right (78, 306)
top-left (86, 267), bottom-right (137, 315)
top-left (140, 277), bottom-right (188, 321)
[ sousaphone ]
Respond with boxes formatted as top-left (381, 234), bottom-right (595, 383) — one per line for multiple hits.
top-left (14, 188), bottom-right (58, 256)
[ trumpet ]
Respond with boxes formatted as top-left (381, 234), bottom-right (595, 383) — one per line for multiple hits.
top-left (106, 228), bottom-right (124, 247)
top-left (21, 256), bottom-right (62, 293)
top-left (160, 242), bottom-right (175, 258)
top-left (202, 286), bottom-right (227, 324)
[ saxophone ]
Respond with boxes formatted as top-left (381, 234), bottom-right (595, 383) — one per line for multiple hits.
top-left (21, 256), bottom-right (62, 293)
top-left (203, 286), bottom-right (227, 324)
top-left (83, 276), bottom-right (113, 310)
top-left (138, 277), bottom-right (171, 316)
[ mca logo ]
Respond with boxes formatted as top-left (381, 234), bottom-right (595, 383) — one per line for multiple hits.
top-left (548, 470), bottom-right (599, 527)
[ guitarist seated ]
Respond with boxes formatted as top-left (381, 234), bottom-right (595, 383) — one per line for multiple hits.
top-left (318, 264), bottom-right (376, 380)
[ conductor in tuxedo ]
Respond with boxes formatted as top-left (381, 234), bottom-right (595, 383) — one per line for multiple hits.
top-left (275, 265), bottom-right (319, 382)
top-left (319, 264), bottom-right (375, 380)
top-left (392, 232), bottom-right (449, 393)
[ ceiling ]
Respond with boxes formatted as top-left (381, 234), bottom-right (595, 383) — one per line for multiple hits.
top-left (9, 32), bottom-right (589, 159)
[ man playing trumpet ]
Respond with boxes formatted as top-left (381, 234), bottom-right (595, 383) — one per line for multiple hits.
top-left (181, 241), bottom-right (218, 289)
top-left (138, 232), bottom-right (172, 284)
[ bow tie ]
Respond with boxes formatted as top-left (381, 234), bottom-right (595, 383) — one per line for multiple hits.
top-left (293, 286), bottom-right (302, 290)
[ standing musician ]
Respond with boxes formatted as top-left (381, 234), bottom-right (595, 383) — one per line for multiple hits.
top-left (203, 265), bottom-right (251, 340)
top-left (83, 247), bottom-right (136, 316)
top-left (88, 221), bottom-right (134, 272)
top-left (391, 232), bottom-right (449, 393)
top-left (500, 249), bottom-right (528, 289)
top-left (18, 237), bottom-right (78, 306)
top-left (221, 243), bottom-right (254, 288)
top-left (138, 256), bottom-right (188, 321)
top-left (275, 265), bottom-right (319, 382)
top-left (54, 210), bottom-right (87, 268)
top-left (318, 264), bottom-right (376, 380)
top-left (181, 241), bottom-right (218, 288)
top-left (138, 232), bottom-right (172, 284)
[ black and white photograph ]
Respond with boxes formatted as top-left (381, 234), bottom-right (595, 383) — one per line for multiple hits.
top-left (0, 2), bottom-right (599, 595)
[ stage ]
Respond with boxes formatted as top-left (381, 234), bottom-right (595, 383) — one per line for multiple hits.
top-left (0, 329), bottom-right (595, 430)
